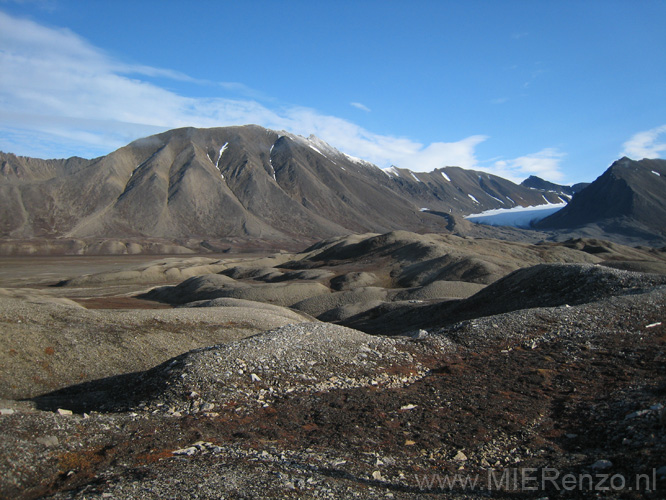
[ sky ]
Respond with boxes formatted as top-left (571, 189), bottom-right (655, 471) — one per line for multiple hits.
top-left (0, 0), bottom-right (665, 184)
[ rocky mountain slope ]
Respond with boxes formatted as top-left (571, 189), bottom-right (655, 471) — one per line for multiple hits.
top-left (536, 157), bottom-right (666, 243)
top-left (0, 125), bottom-right (564, 252)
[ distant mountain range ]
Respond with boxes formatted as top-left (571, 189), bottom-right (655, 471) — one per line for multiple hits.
top-left (520, 175), bottom-right (589, 198)
top-left (0, 125), bottom-right (563, 250)
top-left (0, 126), bottom-right (663, 253)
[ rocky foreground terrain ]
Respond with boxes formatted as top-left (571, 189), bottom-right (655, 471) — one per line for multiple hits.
top-left (1, 231), bottom-right (665, 499)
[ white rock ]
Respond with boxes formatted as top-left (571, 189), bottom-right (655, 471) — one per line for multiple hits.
top-left (0, 409), bottom-right (15, 416)
top-left (57, 408), bottom-right (73, 416)
top-left (173, 446), bottom-right (198, 456)
top-left (454, 450), bottom-right (468, 461)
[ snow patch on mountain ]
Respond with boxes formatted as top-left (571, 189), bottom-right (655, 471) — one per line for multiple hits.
top-left (215, 143), bottom-right (228, 178)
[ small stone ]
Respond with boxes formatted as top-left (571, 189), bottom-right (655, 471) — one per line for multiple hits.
top-left (0, 409), bottom-right (15, 416)
top-left (36, 436), bottom-right (59, 447)
top-left (372, 470), bottom-right (383, 481)
top-left (400, 404), bottom-right (417, 411)
top-left (454, 450), bottom-right (468, 461)
top-left (251, 373), bottom-right (261, 382)
top-left (625, 409), bottom-right (650, 420)
top-left (565, 433), bottom-right (578, 439)
top-left (56, 408), bottom-right (73, 416)
top-left (404, 440), bottom-right (416, 446)
top-left (173, 446), bottom-right (198, 456)
top-left (591, 459), bottom-right (613, 470)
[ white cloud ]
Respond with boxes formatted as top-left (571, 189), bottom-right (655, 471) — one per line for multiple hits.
top-left (486, 148), bottom-right (566, 183)
top-left (0, 11), bottom-right (488, 171)
top-left (350, 102), bottom-right (371, 112)
top-left (622, 125), bottom-right (666, 159)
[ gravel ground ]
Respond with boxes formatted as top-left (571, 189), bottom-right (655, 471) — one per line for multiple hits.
top-left (1, 282), bottom-right (664, 499)
top-left (1, 246), bottom-right (666, 499)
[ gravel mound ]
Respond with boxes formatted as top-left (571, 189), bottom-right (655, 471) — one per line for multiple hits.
top-left (392, 280), bottom-right (486, 301)
top-left (56, 257), bottom-right (231, 286)
top-left (317, 299), bottom-right (387, 322)
top-left (291, 287), bottom-right (388, 319)
top-left (454, 263), bottom-right (666, 319)
top-left (330, 271), bottom-right (378, 290)
top-left (141, 274), bottom-right (330, 307)
top-left (0, 296), bottom-right (311, 400)
top-left (221, 266), bottom-right (334, 283)
top-left (220, 266), bottom-right (284, 281)
top-left (32, 323), bottom-right (428, 414)
top-left (286, 231), bottom-right (614, 288)
top-left (0, 287), bottom-right (84, 308)
top-left (342, 263), bottom-right (666, 335)
top-left (180, 297), bottom-right (315, 318)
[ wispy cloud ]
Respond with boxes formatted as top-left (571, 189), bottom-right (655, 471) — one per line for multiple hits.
top-left (0, 10), bottom-right (493, 170)
top-left (350, 102), bottom-right (371, 112)
top-left (488, 148), bottom-right (566, 183)
top-left (0, 10), bottom-right (561, 182)
top-left (622, 125), bottom-right (666, 159)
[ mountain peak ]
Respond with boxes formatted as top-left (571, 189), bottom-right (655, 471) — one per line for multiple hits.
top-left (535, 157), bottom-right (666, 242)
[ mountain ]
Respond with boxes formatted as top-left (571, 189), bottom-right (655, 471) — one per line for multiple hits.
top-left (0, 125), bottom-right (564, 253)
top-left (535, 157), bottom-right (666, 244)
top-left (520, 175), bottom-right (589, 199)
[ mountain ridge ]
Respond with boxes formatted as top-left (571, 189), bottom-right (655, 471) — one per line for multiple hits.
top-left (0, 125), bottom-right (568, 250)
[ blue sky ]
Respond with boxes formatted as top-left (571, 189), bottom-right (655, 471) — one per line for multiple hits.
top-left (1, 0), bottom-right (665, 184)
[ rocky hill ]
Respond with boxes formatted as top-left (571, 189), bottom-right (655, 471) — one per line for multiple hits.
top-left (535, 157), bottom-right (666, 244)
top-left (0, 125), bottom-right (563, 253)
